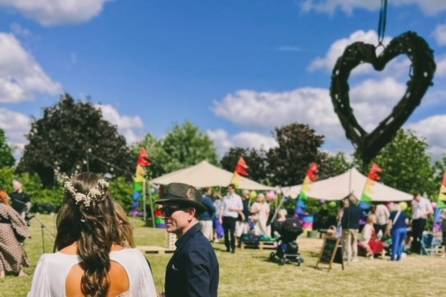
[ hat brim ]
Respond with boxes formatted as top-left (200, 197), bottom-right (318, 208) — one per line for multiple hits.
top-left (155, 197), bottom-right (207, 213)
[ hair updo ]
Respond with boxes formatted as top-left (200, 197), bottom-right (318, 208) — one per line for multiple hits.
top-left (54, 172), bottom-right (121, 297)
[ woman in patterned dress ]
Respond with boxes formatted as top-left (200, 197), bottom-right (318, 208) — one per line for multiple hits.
top-left (0, 191), bottom-right (29, 277)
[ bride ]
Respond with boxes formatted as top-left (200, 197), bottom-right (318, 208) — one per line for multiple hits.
top-left (28, 173), bottom-right (157, 297)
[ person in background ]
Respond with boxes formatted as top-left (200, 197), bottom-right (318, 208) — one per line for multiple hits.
top-left (156, 183), bottom-right (219, 297)
top-left (387, 202), bottom-right (410, 261)
top-left (251, 193), bottom-right (270, 237)
top-left (212, 190), bottom-right (224, 242)
top-left (0, 191), bottom-right (29, 278)
top-left (235, 190), bottom-right (251, 247)
top-left (358, 214), bottom-right (387, 258)
top-left (375, 203), bottom-right (390, 238)
top-left (272, 209), bottom-right (288, 238)
top-left (220, 184), bottom-right (243, 253)
top-left (199, 188), bottom-right (216, 241)
top-left (341, 195), bottom-right (362, 263)
top-left (411, 193), bottom-right (433, 254)
top-left (10, 180), bottom-right (31, 221)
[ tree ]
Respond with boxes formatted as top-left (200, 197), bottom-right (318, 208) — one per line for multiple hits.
top-left (220, 147), bottom-right (269, 184)
top-left (109, 176), bottom-right (134, 211)
top-left (318, 152), bottom-right (352, 180)
top-left (267, 123), bottom-right (324, 186)
top-left (356, 130), bottom-right (437, 197)
top-left (0, 129), bottom-right (14, 167)
top-left (160, 122), bottom-right (218, 173)
top-left (18, 94), bottom-right (134, 186)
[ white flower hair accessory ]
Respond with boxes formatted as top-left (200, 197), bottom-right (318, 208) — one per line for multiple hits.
top-left (64, 178), bottom-right (109, 208)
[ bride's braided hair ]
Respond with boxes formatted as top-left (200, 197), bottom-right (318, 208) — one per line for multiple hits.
top-left (55, 173), bottom-right (121, 297)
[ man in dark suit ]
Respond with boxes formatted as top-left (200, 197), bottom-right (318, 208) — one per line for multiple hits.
top-left (156, 183), bottom-right (219, 297)
top-left (341, 195), bottom-right (361, 263)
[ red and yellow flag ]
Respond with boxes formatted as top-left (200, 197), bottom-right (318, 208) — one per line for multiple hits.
top-left (360, 163), bottom-right (383, 205)
top-left (135, 149), bottom-right (151, 183)
top-left (231, 157), bottom-right (249, 187)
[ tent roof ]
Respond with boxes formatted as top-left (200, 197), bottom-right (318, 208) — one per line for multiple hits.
top-left (151, 161), bottom-right (274, 190)
top-left (281, 168), bottom-right (412, 202)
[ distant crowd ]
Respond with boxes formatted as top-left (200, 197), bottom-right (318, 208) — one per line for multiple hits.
top-left (336, 193), bottom-right (442, 262)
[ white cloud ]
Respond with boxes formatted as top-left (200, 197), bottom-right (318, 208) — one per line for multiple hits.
top-left (435, 56), bottom-right (446, 77)
top-left (0, 0), bottom-right (109, 26)
top-left (0, 33), bottom-right (62, 103)
top-left (408, 115), bottom-right (446, 159)
top-left (214, 76), bottom-right (410, 151)
top-left (0, 108), bottom-right (31, 153)
top-left (350, 77), bottom-right (406, 130)
top-left (308, 30), bottom-right (392, 73)
top-left (95, 104), bottom-right (145, 144)
top-left (302, 0), bottom-right (446, 15)
top-left (433, 24), bottom-right (446, 46)
top-left (207, 129), bottom-right (277, 156)
top-left (213, 87), bottom-right (344, 147)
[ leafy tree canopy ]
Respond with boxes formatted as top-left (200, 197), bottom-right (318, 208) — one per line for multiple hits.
top-left (133, 122), bottom-right (218, 178)
top-left (356, 129), bottom-right (437, 197)
top-left (0, 129), bottom-right (14, 168)
top-left (267, 123), bottom-right (324, 186)
top-left (18, 94), bottom-right (133, 186)
top-left (318, 152), bottom-right (352, 180)
top-left (162, 122), bottom-right (218, 172)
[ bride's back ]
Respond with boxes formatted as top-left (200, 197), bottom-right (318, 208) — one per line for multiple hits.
top-left (66, 261), bottom-right (129, 297)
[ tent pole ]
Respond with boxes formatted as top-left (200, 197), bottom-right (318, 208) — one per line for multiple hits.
top-left (147, 179), bottom-right (156, 228)
top-left (270, 194), bottom-right (285, 223)
top-left (349, 168), bottom-right (352, 193)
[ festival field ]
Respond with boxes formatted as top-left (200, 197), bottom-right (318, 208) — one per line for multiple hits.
top-left (1, 214), bottom-right (445, 297)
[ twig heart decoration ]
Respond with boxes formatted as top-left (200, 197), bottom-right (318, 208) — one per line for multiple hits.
top-left (330, 31), bottom-right (436, 163)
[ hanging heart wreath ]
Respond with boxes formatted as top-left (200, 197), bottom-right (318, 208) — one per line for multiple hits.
top-left (330, 31), bottom-right (436, 163)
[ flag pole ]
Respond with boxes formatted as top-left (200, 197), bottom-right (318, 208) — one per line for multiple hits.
top-left (147, 172), bottom-right (156, 227)
top-left (143, 177), bottom-right (147, 223)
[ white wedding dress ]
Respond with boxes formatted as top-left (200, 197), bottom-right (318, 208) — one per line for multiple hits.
top-left (28, 248), bottom-right (157, 297)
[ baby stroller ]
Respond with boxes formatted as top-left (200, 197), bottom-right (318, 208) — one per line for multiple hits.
top-left (269, 217), bottom-right (304, 266)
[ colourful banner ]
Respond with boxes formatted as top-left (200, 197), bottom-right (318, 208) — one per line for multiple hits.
top-left (130, 149), bottom-right (151, 217)
top-left (360, 163), bottom-right (383, 206)
top-left (438, 172), bottom-right (446, 209)
top-left (296, 163), bottom-right (319, 231)
top-left (231, 157), bottom-right (249, 188)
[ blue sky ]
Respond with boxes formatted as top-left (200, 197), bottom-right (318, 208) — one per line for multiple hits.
top-left (0, 0), bottom-right (446, 159)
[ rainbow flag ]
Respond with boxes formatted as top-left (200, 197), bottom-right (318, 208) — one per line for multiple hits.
top-left (360, 163), bottom-right (383, 206)
top-left (299, 163), bottom-right (318, 202)
top-left (438, 172), bottom-right (446, 209)
top-left (130, 149), bottom-right (151, 217)
top-left (296, 163), bottom-right (319, 231)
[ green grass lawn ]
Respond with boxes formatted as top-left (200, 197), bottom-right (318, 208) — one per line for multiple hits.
top-left (1, 214), bottom-right (446, 297)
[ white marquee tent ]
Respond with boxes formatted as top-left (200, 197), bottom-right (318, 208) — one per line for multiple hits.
top-left (151, 160), bottom-right (274, 190)
top-left (280, 168), bottom-right (412, 202)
